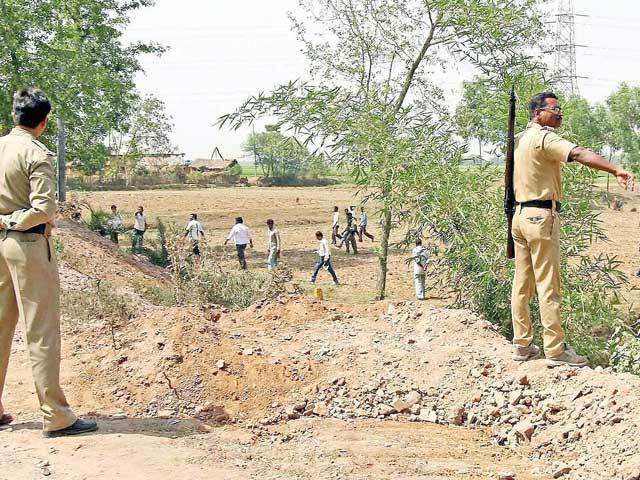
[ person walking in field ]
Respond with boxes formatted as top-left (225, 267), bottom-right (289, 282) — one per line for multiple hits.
top-left (339, 208), bottom-right (358, 254)
top-left (225, 217), bottom-right (253, 270)
top-left (266, 219), bottom-right (281, 270)
top-left (358, 206), bottom-right (374, 242)
top-left (184, 213), bottom-right (205, 264)
top-left (311, 231), bottom-right (339, 285)
top-left (412, 239), bottom-right (429, 300)
top-left (0, 88), bottom-right (97, 436)
top-left (132, 205), bottom-right (147, 252)
top-left (510, 91), bottom-right (633, 367)
top-left (107, 204), bottom-right (123, 244)
top-left (331, 206), bottom-right (341, 245)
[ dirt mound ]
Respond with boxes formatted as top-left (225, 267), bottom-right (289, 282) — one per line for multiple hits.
top-left (56, 293), bottom-right (640, 480)
top-left (55, 218), bottom-right (168, 290)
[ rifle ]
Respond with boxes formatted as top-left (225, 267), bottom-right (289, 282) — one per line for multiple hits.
top-left (504, 85), bottom-right (517, 260)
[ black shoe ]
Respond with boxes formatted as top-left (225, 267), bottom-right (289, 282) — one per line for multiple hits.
top-left (44, 418), bottom-right (98, 438)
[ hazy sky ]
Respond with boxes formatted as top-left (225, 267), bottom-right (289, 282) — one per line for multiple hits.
top-left (127, 0), bottom-right (640, 161)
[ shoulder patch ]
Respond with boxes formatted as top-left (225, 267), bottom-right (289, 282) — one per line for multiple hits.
top-left (31, 139), bottom-right (55, 156)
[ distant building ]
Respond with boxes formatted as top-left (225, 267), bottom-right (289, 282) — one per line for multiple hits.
top-left (140, 153), bottom-right (187, 172)
top-left (184, 147), bottom-right (238, 173)
top-left (185, 158), bottom-right (238, 173)
top-left (108, 153), bottom-right (187, 173)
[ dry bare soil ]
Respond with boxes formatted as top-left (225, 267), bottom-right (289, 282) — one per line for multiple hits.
top-left (2, 185), bottom-right (640, 480)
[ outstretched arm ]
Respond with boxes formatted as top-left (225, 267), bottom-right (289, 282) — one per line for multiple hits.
top-left (569, 147), bottom-right (634, 190)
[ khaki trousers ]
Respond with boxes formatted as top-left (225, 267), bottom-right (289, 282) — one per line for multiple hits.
top-left (511, 206), bottom-right (565, 357)
top-left (0, 232), bottom-right (76, 431)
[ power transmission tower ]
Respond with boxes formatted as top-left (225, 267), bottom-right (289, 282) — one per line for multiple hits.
top-left (552, 0), bottom-right (580, 96)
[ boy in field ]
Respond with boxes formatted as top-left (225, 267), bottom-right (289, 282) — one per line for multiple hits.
top-left (184, 213), bottom-right (205, 264)
top-left (412, 238), bottom-right (429, 300)
top-left (266, 219), bottom-right (281, 270)
top-left (311, 231), bottom-right (339, 285)
top-left (225, 217), bottom-right (253, 269)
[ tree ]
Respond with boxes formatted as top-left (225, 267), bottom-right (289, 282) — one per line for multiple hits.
top-left (0, 0), bottom-right (163, 174)
top-left (561, 96), bottom-right (606, 153)
top-left (455, 70), bottom-right (548, 159)
top-left (220, 0), bottom-right (544, 299)
top-left (243, 130), bottom-right (321, 179)
top-left (455, 75), bottom-right (610, 161)
top-left (606, 84), bottom-right (640, 175)
top-left (107, 94), bottom-right (176, 183)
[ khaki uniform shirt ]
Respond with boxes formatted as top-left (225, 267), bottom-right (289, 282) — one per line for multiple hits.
top-left (0, 127), bottom-right (57, 230)
top-left (514, 122), bottom-right (577, 203)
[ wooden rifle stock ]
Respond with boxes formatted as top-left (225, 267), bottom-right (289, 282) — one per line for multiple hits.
top-left (504, 86), bottom-right (517, 260)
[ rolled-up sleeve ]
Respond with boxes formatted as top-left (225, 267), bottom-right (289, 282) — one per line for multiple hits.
top-left (543, 131), bottom-right (577, 163)
top-left (3, 153), bottom-right (56, 230)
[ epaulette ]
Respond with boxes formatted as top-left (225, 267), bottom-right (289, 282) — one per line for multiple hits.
top-left (32, 139), bottom-right (55, 156)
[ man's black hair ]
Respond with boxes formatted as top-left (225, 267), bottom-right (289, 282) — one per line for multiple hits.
top-left (191, 213), bottom-right (198, 220)
top-left (236, 217), bottom-right (243, 223)
top-left (416, 238), bottom-right (423, 246)
top-left (315, 231), bottom-right (323, 238)
top-left (267, 218), bottom-right (274, 224)
top-left (333, 206), bottom-right (338, 211)
top-left (13, 88), bottom-right (51, 128)
top-left (529, 92), bottom-right (558, 119)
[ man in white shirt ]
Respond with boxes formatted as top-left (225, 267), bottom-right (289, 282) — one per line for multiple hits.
top-left (224, 217), bottom-right (253, 270)
top-left (331, 206), bottom-right (341, 245)
top-left (358, 206), bottom-right (374, 242)
top-left (184, 213), bottom-right (205, 262)
top-left (412, 238), bottom-right (429, 300)
top-left (132, 206), bottom-right (147, 252)
top-left (311, 231), bottom-right (339, 285)
top-left (107, 204), bottom-right (123, 244)
top-left (266, 219), bottom-right (281, 270)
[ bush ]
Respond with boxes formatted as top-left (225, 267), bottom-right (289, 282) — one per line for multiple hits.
top-left (61, 280), bottom-right (134, 349)
top-left (137, 217), bottom-right (170, 267)
top-left (164, 226), bottom-right (289, 310)
top-left (228, 163), bottom-right (242, 176)
top-left (86, 208), bottom-right (111, 236)
top-left (609, 321), bottom-right (640, 375)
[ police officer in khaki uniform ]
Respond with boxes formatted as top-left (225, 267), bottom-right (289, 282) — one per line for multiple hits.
top-left (511, 92), bottom-right (634, 367)
top-left (0, 88), bottom-right (97, 436)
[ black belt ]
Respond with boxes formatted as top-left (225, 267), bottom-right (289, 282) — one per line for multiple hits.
top-left (0, 223), bottom-right (47, 234)
top-left (516, 200), bottom-right (561, 212)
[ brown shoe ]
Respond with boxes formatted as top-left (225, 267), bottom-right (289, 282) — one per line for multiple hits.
top-left (0, 413), bottom-right (14, 426)
top-left (513, 344), bottom-right (541, 362)
top-left (545, 345), bottom-right (588, 368)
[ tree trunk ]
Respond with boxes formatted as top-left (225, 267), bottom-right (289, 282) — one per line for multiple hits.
top-left (376, 208), bottom-right (392, 300)
top-left (375, 22), bottom-right (438, 300)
